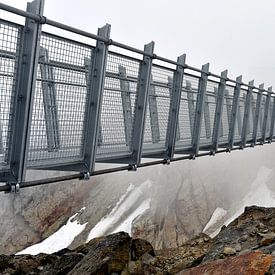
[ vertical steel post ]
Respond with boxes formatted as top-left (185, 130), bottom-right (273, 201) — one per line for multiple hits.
top-left (228, 76), bottom-right (242, 149)
top-left (241, 80), bottom-right (254, 147)
top-left (118, 65), bottom-right (133, 147)
top-left (186, 80), bottom-right (195, 139)
top-left (192, 63), bottom-right (209, 156)
top-left (204, 94), bottom-right (211, 139)
top-left (148, 79), bottom-right (160, 144)
top-left (212, 70), bottom-right (227, 152)
top-left (131, 42), bottom-right (154, 166)
top-left (83, 24), bottom-right (110, 172)
top-left (252, 84), bottom-right (263, 145)
top-left (166, 54), bottom-right (185, 159)
top-left (84, 57), bottom-right (103, 146)
top-left (8, 0), bottom-right (44, 183)
top-left (269, 94), bottom-right (275, 142)
top-left (214, 86), bottom-right (224, 137)
top-left (262, 87), bottom-right (272, 143)
top-left (168, 76), bottom-right (180, 141)
top-left (39, 47), bottom-right (60, 151)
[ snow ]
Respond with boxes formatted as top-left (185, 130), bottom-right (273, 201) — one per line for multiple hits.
top-left (203, 207), bottom-right (227, 233)
top-left (210, 166), bottom-right (275, 237)
top-left (17, 208), bottom-right (87, 255)
top-left (87, 181), bottom-right (151, 242)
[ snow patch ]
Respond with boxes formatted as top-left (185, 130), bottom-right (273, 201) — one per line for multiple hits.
top-left (203, 207), bottom-right (227, 233)
top-left (17, 209), bottom-right (87, 255)
top-left (210, 166), bottom-right (275, 237)
top-left (87, 180), bottom-right (151, 242)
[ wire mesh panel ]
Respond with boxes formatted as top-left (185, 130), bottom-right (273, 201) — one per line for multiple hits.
top-left (96, 52), bottom-right (141, 160)
top-left (175, 73), bottom-right (200, 151)
top-left (266, 95), bottom-right (272, 137)
top-left (142, 65), bottom-right (174, 155)
top-left (27, 32), bottom-right (93, 167)
top-left (0, 20), bottom-right (22, 170)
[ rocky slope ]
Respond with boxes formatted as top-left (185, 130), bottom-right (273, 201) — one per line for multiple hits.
top-left (1, 206), bottom-right (275, 274)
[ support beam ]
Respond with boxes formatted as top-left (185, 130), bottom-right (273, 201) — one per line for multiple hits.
top-left (228, 75), bottom-right (242, 149)
top-left (84, 57), bottom-right (103, 146)
top-left (83, 24), bottom-right (111, 172)
top-left (131, 42), bottom-right (154, 166)
top-left (166, 54), bottom-right (186, 159)
top-left (186, 80), bottom-right (195, 139)
top-left (148, 79), bottom-right (160, 144)
top-left (241, 80), bottom-right (254, 147)
top-left (192, 63), bottom-right (209, 156)
top-left (118, 65), bottom-right (133, 147)
top-left (262, 87), bottom-right (272, 143)
top-left (269, 94), bottom-right (275, 141)
top-left (214, 86), bottom-right (223, 137)
top-left (39, 47), bottom-right (60, 151)
top-left (6, 0), bottom-right (44, 183)
top-left (252, 84), bottom-right (263, 145)
top-left (204, 94), bottom-right (211, 139)
top-left (212, 70), bottom-right (227, 152)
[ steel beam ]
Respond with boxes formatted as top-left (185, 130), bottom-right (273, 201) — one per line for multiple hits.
top-left (39, 47), bottom-right (60, 151)
top-left (4, 0), bottom-right (44, 183)
top-left (118, 65), bottom-right (133, 147)
top-left (131, 42), bottom-right (154, 166)
top-left (269, 95), bottom-right (275, 141)
top-left (241, 80), bottom-right (254, 147)
top-left (228, 76), bottom-right (242, 149)
top-left (186, 80), bottom-right (195, 139)
top-left (166, 54), bottom-right (185, 159)
top-left (83, 24), bottom-right (111, 172)
top-left (214, 86), bottom-right (224, 137)
top-left (252, 84), bottom-right (263, 145)
top-left (212, 70), bottom-right (227, 152)
top-left (204, 94), bottom-right (211, 139)
top-left (192, 63), bottom-right (209, 156)
top-left (262, 87), bottom-right (272, 143)
top-left (168, 76), bottom-right (180, 141)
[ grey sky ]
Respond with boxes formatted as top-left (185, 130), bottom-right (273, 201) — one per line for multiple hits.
top-left (1, 0), bottom-right (275, 88)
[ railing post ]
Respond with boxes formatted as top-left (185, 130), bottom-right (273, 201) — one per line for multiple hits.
top-left (118, 65), bottom-right (133, 147)
top-left (131, 42), bottom-right (154, 166)
top-left (166, 54), bottom-right (186, 160)
top-left (192, 63), bottom-right (209, 156)
top-left (252, 84), bottom-right (263, 145)
top-left (186, 80), bottom-right (195, 139)
top-left (241, 80), bottom-right (254, 147)
top-left (262, 87), bottom-right (272, 143)
top-left (83, 24), bottom-right (111, 172)
top-left (8, 0), bottom-right (44, 184)
top-left (269, 94), bottom-right (275, 142)
top-left (228, 75), bottom-right (242, 150)
top-left (39, 47), bottom-right (60, 151)
top-left (168, 76), bottom-right (180, 141)
top-left (212, 70), bottom-right (227, 152)
top-left (214, 87), bottom-right (224, 137)
top-left (204, 94), bottom-right (211, 139)
top-left (148, 80), bottom-right (160, 144)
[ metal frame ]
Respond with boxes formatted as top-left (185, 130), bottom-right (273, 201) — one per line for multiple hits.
top-left (166, 54), bottom-right (186, 159)
top-left (192, 63), bottom-right (209, 156)
top-left (261, 87), bottom-right (272, 143)
top-left (269, 95), bottom-right (275, 142)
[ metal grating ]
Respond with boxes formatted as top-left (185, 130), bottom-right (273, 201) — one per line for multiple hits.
top-left (27, 32), bottom-right (93, 167)
top-left (142, 65), bottom-right (174, 154)
top-left (0, 20), bottom-right (22, 169)
top-left (96, 52), bottom-right (141, 160)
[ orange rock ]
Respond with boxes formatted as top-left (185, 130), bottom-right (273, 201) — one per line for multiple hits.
top-left (177, 251), bottom-right (272, 275)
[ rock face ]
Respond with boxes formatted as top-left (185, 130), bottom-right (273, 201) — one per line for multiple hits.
top-left (1, 206), bottom-right (275, 274)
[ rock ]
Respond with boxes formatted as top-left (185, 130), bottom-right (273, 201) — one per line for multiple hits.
top-left (223, 247), bottom-right (236, 255)
top-left (131, 238), bottom-right (155, 260)
top-left (178, 251), bottom-right (272, 275)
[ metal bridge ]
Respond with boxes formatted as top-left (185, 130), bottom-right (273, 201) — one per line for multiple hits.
top-left (0, 0), bottom-right (274, 192)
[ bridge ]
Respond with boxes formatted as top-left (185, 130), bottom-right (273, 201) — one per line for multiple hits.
top-left (0, 0), bottom-right (274, 192)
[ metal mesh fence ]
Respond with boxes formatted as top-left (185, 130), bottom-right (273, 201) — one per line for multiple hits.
top-left (27, 32), bottom-right (93, 167)
top-left (96, 52), bottom-right (141, 160)
top-left (0, 20), bottom-right (22, 169)
top-left (142, 64), bottom-right (174, 154)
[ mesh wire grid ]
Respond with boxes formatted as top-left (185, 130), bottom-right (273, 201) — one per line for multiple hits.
top-left (142, 64), bottom-right (174, 154)
top-left (96, 52), bottom-right (141, 160)
top-left (27, 32), bottom-right (93, 167)
top-left (175, 73), bottom-right (200, 150)
top-left (0, 20), bottom-right (22, 169)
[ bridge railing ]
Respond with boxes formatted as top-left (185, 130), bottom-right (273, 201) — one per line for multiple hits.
top-left (0, 0), bottom-right (274, 187)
